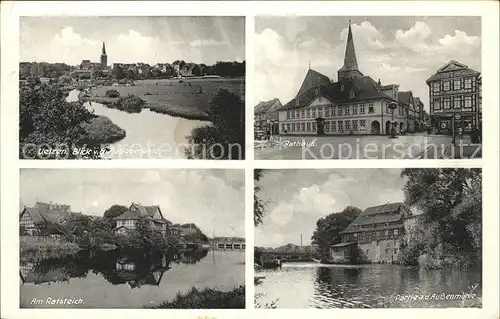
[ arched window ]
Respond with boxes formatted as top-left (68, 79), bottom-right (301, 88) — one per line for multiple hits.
top-left (340, 85), bottom-right (344, 92)
top-left (349, 91), bottom-right (355, 99)
top-left (295, 99), bottom-right (299, 107)
top-left (315, 88), bottom-right (319, 95)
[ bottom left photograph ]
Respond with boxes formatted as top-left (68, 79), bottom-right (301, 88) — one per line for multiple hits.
top-left (19, 168), bottom-right (245, 309)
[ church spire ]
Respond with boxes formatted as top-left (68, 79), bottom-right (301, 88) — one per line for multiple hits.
top-left (338, 20), bottom-right (363, 80)
top-left (101, 42), bottom-right (107, 55)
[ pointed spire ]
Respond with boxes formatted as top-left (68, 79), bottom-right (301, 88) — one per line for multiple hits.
top-left (341, 20), bottom-right (359, 71)
top-left (308, 61), bottom-right (311, 70)
top-left (102, 42), bottom-right (106, 55)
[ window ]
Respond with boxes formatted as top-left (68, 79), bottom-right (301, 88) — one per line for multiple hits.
top-left (443, 98), bottom-right (450, 109)
top-left (352, 105), bottom-right (358, 115)
top-left (286, 111), bottom-right (290, 120)
top-left (312, 108), bottom-right (316, 118)
top-left (325, 107), bottom-right (330, 117)
top-left (338, 106), bottom-right (343, 116)
top-left (354, 233), bottom-right (358, 238)
top-left (341, 85), bottom-right (344, 92)
top-left (318, 107), bottom-right (323, 117)
top-left (306, 109), bottom-right (310, 118)
top-left (349, 91), bottom-right (355, 99)
top-left (433, 82), bottom-right (440, 94)
top-left (338, 121), bottom-right (343, 131)
top-left (281, 123), bottom-right (285, 132)
top-left (454, 96), bottom-right (461, 109)
top-left (301, 123), bottom-right (305, 132)
top-left (345, 120), bottom-right (350, 131)
top-left (368, 103), bottom-right (374, 113)
top-left (325, 121), bottom-right (330, 132)
top-left (352, 120), bottom-right (358, 131)
top-left (292, 123), bottom-right (296, 132)
top-left (331, 106), bottom-right (336, 116)
top-left (464, 78), bottom-right (472, 89)
top-left (454, 79), bottom-right (461, 90)
top-left (301, 110), bottom-right (305, 119)
top-left (306, 122), bottom-right (311, 132)
top-left (287, 123), bottom-right (291, 132)
top-left (296, 110), bottom-right (300, 119)
top-left (312, 122), bottom-right (316, 132)
top-left (360, 104), bottom-right (365, 114)
top-left (443, 81), bottom-right (450, 91)
top-left (345, 106), bottom-right (350, 115)
top-left (394, 229), bottom-right (399, 235)
top-left (464, 96), bottom-right (472, 108)
top-left (385, 230), bottom-right (389, 237)
top-left (291, 110), bottom-right (295, 119)
top-left (360, 120), bottom-right (366, 131)
top-left (295, 99), bottom-right (299, 107)
top-left (331, 121), bottom-right (336, 132)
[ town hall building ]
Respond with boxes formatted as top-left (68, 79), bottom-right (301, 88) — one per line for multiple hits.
top-left (278, 22), bottom-right (408, 136)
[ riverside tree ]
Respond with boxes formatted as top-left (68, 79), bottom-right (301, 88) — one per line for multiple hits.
top-left (185, 88), bottom-right (245, 160)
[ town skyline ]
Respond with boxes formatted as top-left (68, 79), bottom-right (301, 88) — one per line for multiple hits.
top-left (20, 169), bottom-right (245, 238)
top-left (255, 169), bottom-right (406, 248)
top-left (254, 16), bottom-right (481, 110)
top-left (20, 16), bottom-right (245, 66)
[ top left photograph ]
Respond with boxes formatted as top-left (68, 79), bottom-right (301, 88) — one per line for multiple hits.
top-left (19, 16), bottom-right (245, 160)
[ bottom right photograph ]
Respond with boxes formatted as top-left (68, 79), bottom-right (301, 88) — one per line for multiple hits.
top-left (254, 168), bottom-right (482, 309)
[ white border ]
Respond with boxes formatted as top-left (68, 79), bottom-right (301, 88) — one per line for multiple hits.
top-left (1, 1), bottom-right (499, 319)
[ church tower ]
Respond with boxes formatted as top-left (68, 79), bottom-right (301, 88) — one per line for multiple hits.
top-left (100, 42), bottom-right (107, 68)
top-left (337, 21), bottom-right (363, 81)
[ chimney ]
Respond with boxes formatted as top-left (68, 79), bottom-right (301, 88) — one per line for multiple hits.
top-left (378, 79), bottom-right (381, 86)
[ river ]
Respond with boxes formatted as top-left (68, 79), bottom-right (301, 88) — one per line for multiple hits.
top-left (20, 249), bottom-right (244, 308)
top-left (255, 262), bottom-right (481, 308)
top-left (66, 89), bottom-right (208, 159)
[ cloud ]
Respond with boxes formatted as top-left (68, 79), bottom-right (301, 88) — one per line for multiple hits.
top-left (341, 21), bottom-right (385, 50)
top-left (395, 21), bottom-right (432, 50)
top-left (189, 39), bottom-right (228, 47)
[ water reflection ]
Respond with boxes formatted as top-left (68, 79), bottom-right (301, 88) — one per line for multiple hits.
top-left (255, 263), bottom-right (482, 308)
top-left (20, 249), bottom-right (209, 287)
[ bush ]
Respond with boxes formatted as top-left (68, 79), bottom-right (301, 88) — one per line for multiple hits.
top-left (105, 89), bottom-right (120, 98)
top-left (112, 94), bottom-right (144, 113)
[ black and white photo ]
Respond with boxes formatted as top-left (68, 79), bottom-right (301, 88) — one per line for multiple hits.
top-left (254, 168), bottom-right (482, 308)
top-left (254, 17), bottom-right (482, 159)
top-left (19, 16), bottom-right (245, 160)
top-left (19, 169), bottom-right (245, 308)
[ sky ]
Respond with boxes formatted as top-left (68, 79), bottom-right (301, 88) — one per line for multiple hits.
top-left (20, 16), bottom-right (245, 65)
top-left (255, 169), bottom-right (406, 248)
top-left (254, 16), bottom-right (481, 110)
top-left (20, 169), bottom-right (245, 238)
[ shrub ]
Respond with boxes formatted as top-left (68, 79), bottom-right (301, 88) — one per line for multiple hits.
top-left (105, 89), bottom-right (120, 98)
top-left (112, 94), bottom-right (144, 113)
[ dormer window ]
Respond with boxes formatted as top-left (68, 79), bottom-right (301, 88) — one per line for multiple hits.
top-left (341, 85), bottom-right (344, 92)
top-left (315, 88), bottom-right (319, 95)
top-left (295, 99), bottom-right (299, 107)
top-left (350, 91), bottom-right (355, 99)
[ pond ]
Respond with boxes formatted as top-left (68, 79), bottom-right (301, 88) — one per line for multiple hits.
top-left (66, 89), bottom-right (208, 159)
top-left (255, 262), bottom-right (481, 308)
top-left (20, 249), bottom-right (244, 308)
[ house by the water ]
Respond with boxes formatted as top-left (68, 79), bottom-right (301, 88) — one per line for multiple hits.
top-left (19, 202), bottom-right (76, 236)
top-left (330, 202), bottom-right (423, 264)
top-left (113, 203), bottom-right (172, 237)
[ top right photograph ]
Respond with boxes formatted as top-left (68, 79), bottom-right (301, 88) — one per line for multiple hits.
top-left (254, 16), bottom-right (482, 160)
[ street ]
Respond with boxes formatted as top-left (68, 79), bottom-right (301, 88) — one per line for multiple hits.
top-left (254, 134), bottom-right (479, 160)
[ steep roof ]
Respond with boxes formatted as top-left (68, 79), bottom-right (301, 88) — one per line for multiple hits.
top-left (254, 98), bottom-right (282, 114)
top-left (398, 91), bottom-right (413, 105)
top-left (280, 74), bottom-right (394, 110)
top-left (21, 202), bottom-right (72, 224)
top-left (340, 202), bottom-right (408, 234)
top-left (114, 203), bottom-right (171, 223)
top-left (295, 69), bottom-right (331, 98)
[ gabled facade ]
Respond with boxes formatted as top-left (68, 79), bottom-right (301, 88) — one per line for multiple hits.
top-left (113, 203), bottom-right (172, 237)
top-left (426, 60), bottom-right (481, 134)
top-left (278, 22), bottom-right (407, 136)
top-left (398, 91), bottom-right (415, 132)
top-left (254, 98), bottom-right (282, 135)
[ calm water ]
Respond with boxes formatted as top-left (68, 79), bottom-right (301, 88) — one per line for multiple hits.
top-left (21, 249), bottom-right (244, 308)
top-left (255, 263), bottom-right (482, 308)
top-left (66, 89), bottom-right (207, 159)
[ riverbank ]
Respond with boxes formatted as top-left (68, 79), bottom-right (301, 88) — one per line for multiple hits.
top-left (147, 285), bottom-right (245, 309)
top-left (20, 236), bottom-right (81, 260)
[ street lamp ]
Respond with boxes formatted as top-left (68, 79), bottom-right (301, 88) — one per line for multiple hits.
top-left (452, 113), bottom-right (461, 145)
top-left (388, 102), bottom-right (398, 138)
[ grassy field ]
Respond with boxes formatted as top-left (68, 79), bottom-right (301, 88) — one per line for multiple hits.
top-left (88, 78), bottom-right (245, 121)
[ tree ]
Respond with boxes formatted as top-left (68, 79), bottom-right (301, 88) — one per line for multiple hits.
top-left (400, 168), bottom-right (482, 267)
top-left (103, 205), bottom-right (129, 220)
top-left (254, 169), bottom-right (266, 226)
top-left (311, 206), bottom-right (362, 260)
top-left (185, 89), bottom-right (245, 160)
top-left (112, 66), bottom-right (125, 80)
